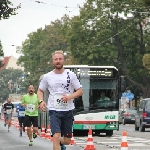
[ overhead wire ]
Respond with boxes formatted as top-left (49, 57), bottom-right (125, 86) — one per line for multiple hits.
top-left (97, 23), bottom-right (133, 46)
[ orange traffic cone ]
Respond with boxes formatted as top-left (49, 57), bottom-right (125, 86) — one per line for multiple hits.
top-left (121, 131), bottom-right (128, 150)
top-left (11, 117), bottom-right (15, 126)
top-left (70, 133), bottom-right (76, 145)
top-left (1, 114), bottom-right (4, 121)
top-left (84, 129), bottom-right (96, 150)
top-left (40, 124), bottom-right (46, 138)
top-left (45, 125), bottom-right (52, 140)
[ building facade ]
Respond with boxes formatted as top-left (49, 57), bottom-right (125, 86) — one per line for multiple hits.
top-left (0, 56), bottom-right (24, 71)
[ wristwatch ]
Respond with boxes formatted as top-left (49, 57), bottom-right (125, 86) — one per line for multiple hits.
top-left (39, 100), bottom-right (43, 105)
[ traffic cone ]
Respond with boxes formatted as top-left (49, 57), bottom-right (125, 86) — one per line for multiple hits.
top-left (1, 114), bottom-right (4, 121)
top-left (45, 125), bottom-right (52, 140)
top-left (40, 124), bottom-right (46, 138)
top-left (121, 131), bottom-right (128, 150)
top-left (11, 117), bottom-right (15, 126)
top-left (70, 133), bottom-right (76, 145)
top-left (84, 129), bottom-right (96, 150)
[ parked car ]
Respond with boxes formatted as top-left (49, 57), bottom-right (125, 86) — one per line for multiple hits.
top-left (135, 98), bottom-right (150, 132)
top-left (119, 108), bottom-right (137, 125)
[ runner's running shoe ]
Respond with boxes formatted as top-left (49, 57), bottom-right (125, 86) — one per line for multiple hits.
top-left (61, 145), bottom-right (66, 150)
top-left (29, 141), bottom-right (33, 146)
top-left (33, 133), bottom-right (37, 139)
top-left (19, 133), bottom-right (22, 137)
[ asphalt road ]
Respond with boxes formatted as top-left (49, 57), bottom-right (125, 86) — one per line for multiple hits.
top-left (1, 117), bottom-right (150, 150)
top-left (72, 124), bottom-right (150, 150)
top-left (0, 118), bottom-right (79, 150)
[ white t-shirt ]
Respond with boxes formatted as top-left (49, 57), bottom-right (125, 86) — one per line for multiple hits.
top-left (39, 69), bottom-right (82, 111)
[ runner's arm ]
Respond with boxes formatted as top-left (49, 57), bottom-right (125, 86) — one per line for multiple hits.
top-left (37, 88), bottom-right (46, 111)
top-left (12, 104), bottom-right (14, 112)
top-left (70, 88), bottom-right (83, 100)
top-left (37, 88), bottom-right (44, 102)
top-left (3, 104), bottom-right (6, 113)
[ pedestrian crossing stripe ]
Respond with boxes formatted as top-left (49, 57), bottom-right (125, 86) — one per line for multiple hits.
top-left (136, 140), bottom-right (150, 143)
top-left (113, 143), bottom-right (146, 146)
top-left (97, 142), bottom-right (119, 143)
top-left (75, 136), bottom-right (149, 147)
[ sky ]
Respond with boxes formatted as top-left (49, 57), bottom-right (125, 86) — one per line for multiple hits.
top-left (0, 0), bottom-right (86, 58)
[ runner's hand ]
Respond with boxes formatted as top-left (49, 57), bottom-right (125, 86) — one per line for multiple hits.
top-left (21, 104), bottom-right (26, 107)
top-left (39, 101), bottom-right (46, 112)
top-left (61, 95), bottom-right (70, 102)
top-left (35, 105), bottom-right (39, 109)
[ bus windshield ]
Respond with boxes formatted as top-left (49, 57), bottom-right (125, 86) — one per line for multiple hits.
top-left (63, 66), bottom-right (119, 113)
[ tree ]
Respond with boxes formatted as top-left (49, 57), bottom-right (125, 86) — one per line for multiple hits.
top-left (142, 54), bottom-right (150, 73)
top-left (0, 0), bottom-right (21, 20)
top-left (64, 0), bottom-right (150, 98)
top-left (17, 0), bottom-right (150, 98)
top-left (17, 19), bottom-right (73, 89)
top-left (0, 69), bottom-right (24, 101)
top-left (0, 40), bottom-right (4, 68)
top-left (145, 0), bottom-right (150, 7)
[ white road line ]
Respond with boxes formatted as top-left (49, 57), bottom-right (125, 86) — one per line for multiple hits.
top-left (97, 142), bottom-right (119, 143)
top-left (114, 143), bottom-right (146, 146)
top-left (136, 140), bottom-right (150, 143)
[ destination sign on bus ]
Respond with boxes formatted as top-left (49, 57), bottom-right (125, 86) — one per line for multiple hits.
top-left (76, 69), bottom-right (113, 77)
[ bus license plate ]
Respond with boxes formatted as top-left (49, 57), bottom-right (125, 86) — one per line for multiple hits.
top-left (83, 125), bottom-right (95, 129)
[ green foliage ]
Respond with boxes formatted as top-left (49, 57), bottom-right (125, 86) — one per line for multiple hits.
top-left (17, 19), bottom-right (70, 89)
top-left (0, 0), bottom-right (21, 20)
top-left (143, 54), bottom-right (150, 71)
top-left (0, 40), bottom-right (4, 68)
top-left (17, 0), bottom-right (150, 98)
top-left (63, 0), bottom-right (150, 97)
top-left (0, 69), bottom-right (24, 101)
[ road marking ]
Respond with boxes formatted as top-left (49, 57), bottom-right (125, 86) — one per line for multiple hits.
top-left (97, 141), bottom-right (119, 143)
top-left (75, 135), bottom-right (149, 148)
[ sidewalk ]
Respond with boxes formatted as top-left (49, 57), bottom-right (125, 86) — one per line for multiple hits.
top-left (0, 118), bottom-right (81, 150)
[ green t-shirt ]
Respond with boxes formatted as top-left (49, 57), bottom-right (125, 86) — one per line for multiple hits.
top-left (21, 93), bottom-right (38, 116)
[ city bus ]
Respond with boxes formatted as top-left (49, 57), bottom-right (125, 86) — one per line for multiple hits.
top-left (38, 65), bottom-right (125, 136)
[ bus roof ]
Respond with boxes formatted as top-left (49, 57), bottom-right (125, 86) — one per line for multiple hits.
top-left (64, 65), bottom-right (118, 71)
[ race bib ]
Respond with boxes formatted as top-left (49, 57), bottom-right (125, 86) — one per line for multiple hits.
top-left (19, 111), bottom-right (25, 117)
top-left (54, 94), bottom-right (69, 109)
top-left (6, 109), bottom-right (12, 114)
top-left (26, 104), bottom-right (35, 112)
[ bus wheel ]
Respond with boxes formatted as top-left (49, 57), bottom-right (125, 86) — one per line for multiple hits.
top-left (106, 130), bottom-right (113, 137)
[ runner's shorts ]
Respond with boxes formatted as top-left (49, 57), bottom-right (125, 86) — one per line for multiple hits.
top-left (18, 117), bottom-right (25, 127)
top-left (23, 115), bottom-right (38, 127)
top-left (49, 110), bottom-right (74, 138)
top-left (4, 113), bottom-right (12, 121)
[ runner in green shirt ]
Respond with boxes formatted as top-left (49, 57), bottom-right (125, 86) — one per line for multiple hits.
top-left (21, 84), bottom-right (39, 146)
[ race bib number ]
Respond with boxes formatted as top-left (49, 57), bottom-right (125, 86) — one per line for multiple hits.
top-left (26, 104), bottom-right (35, 112)
top-left (54, 94), bottom-right (69, 109)
top-left (6, 109), bottom-right (12, 114)
top-left (19, 111), bottom-right (25, 117)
